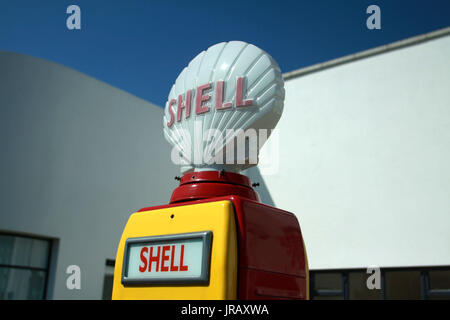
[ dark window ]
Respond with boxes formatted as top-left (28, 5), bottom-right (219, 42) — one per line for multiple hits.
top-left (349, 272), bottom-right (382, 300)
top-left (310, 267), bottom-right (450, 300)
top-left (425, 269), bottom-right (450, 300)
top-left (385, 270), bottom-right (421, 300)
top-left (429, 270), bottom-right (450, 290)
top-left (102, 259), bottom-right (115, 300)
top-left (311, 272), bottom-right (346, 299)
top-left (0, 233), bottom-right (52, 299)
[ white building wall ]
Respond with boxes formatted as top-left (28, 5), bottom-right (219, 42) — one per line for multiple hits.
top-left (0, 51), bottom-right (178, 299)
top-left (254, 33), bottom-right (450, 270)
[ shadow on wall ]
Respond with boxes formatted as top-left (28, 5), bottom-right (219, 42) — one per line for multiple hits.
top-left (244, 166), bottom-right (275, 207)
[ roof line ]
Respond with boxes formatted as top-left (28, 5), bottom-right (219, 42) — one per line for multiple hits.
top-left (0, 49), bottom-right (162, 108)
top-left (283, 26), bottom-right (450, 81)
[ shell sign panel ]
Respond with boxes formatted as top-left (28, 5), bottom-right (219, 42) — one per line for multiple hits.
top-left (121, 232), bottom-right (212, 285)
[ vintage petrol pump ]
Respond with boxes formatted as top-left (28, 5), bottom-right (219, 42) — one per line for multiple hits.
top-left (112, 41), bottom-right (308, 300)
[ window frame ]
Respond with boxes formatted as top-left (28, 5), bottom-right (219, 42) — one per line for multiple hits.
top-left (310, 266), bottom-right (450, 300)
top-left (0, 232), bottom-right (53, 300)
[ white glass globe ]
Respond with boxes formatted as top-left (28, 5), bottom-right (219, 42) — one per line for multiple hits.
top-left (163, 41), bottom-right (284, 173)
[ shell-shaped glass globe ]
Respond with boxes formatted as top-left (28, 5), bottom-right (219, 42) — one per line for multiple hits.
top-left (163, 41), bottom-right (284, 173)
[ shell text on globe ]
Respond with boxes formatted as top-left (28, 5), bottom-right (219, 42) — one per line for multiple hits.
top-left (166, 76), bottom-right (253, 127)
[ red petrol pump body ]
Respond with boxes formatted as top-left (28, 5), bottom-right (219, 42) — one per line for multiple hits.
top-left (112, 41), bottom-right (308, 300)
top-left (138, 171), bottom-right (308, 299)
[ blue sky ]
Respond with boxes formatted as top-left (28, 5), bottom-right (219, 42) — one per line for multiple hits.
top-left (1, 0), bottom-right (449, 107)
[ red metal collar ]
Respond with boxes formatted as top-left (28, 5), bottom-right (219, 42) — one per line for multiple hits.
top-left (170, 171), bottom-right (260, 204)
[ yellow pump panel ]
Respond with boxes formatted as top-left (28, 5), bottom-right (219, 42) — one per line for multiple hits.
top-left (112, 200), bottom-right (238, 300)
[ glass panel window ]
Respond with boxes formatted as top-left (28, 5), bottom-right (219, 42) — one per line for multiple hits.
top-left (311, 272), bottom-right (344, 300)
top-left (102, 261), bottom-right (115, 300)
top-left (0, 235), bottom-right (14, 265)
top-left (429, 270), bottom-right (450, 290)
top-left (0, 234), bottom-right (51, 300)
top-left (427, 270), bottom-right (450, 300)
top-left (385, 271), bottom-right (421, 300)
top-left (0, 268), bottom-right (46, 299)
top-left (349, 272), bottom-right (382, 300)
top-left (314, 272), bottom-right (342, 291)
top-left (311, 267), bottom-right (450, 300)
top-left (28, 239), bottom-right (50, 269)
